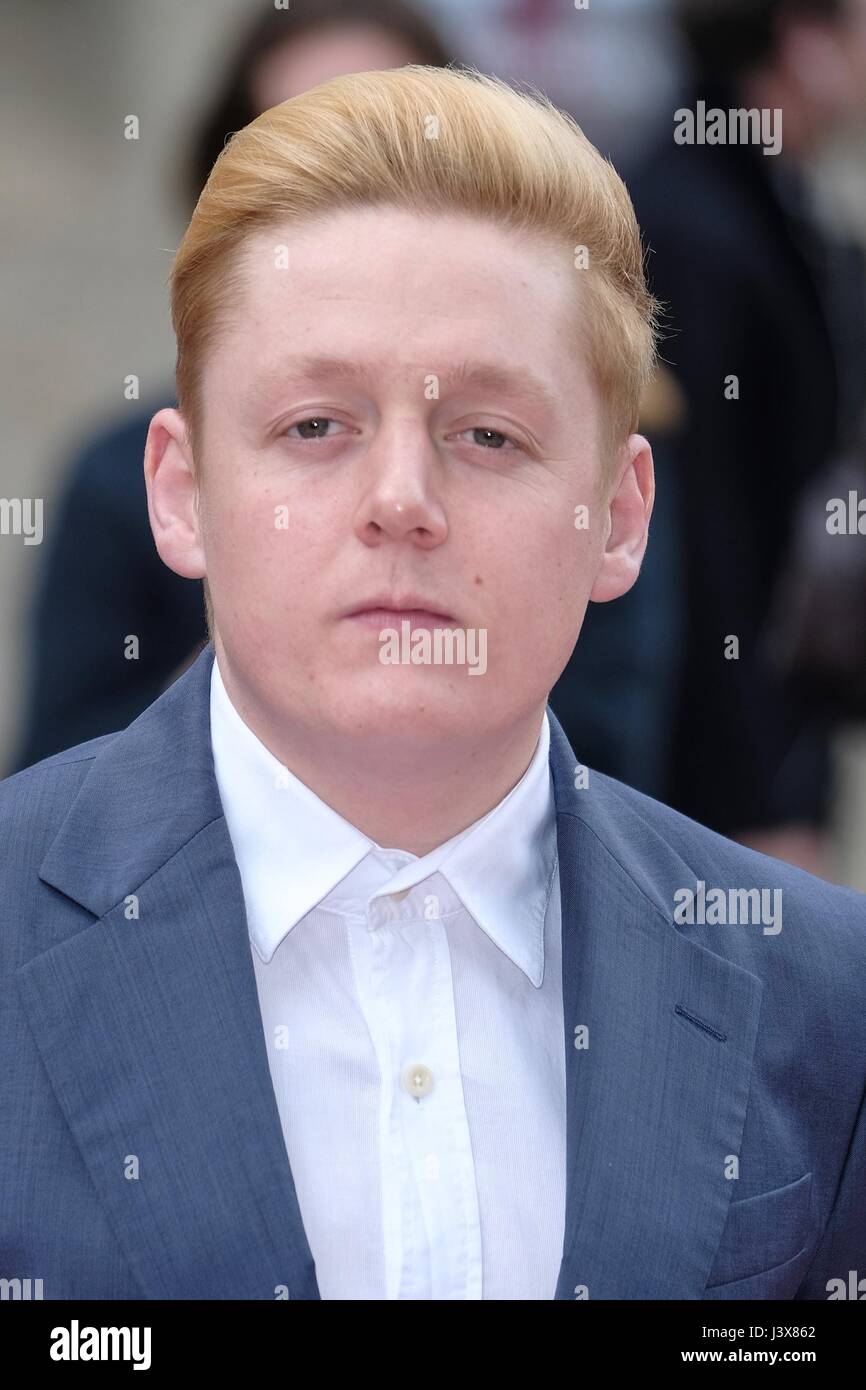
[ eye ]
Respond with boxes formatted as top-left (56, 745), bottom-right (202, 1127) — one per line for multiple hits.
top-left (284, 416), bottom-right (348, 442)
top-left (455, 426), bottom-right (520, 451)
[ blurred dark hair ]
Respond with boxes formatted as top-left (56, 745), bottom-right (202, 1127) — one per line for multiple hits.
top-left (675, 0), bottom-right (846, 83)
top-left (183, 0), bottom-right (454, 207)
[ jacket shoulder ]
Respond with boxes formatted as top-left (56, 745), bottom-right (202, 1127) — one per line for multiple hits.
top-left (3, 728), bottom-right (119, 781)
top-left (579, 770), bottom-right (866, 973)
top-left (0, 731), bottom-right (118, 849)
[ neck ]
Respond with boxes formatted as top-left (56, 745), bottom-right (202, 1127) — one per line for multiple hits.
top-left (213, 644), bottom-right (547, 857)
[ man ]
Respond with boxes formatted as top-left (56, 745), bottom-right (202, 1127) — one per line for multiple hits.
top-left (2, 65), bottom-right (864, 1300)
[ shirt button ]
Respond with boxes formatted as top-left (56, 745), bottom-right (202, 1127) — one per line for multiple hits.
top-left (401, 1063), bottom-right (434, 1098)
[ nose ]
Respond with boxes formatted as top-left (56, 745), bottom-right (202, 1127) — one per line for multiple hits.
top-left (352, 418), bottom-right (448, 549)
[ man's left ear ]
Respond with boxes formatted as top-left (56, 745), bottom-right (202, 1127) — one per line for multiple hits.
top-left (589, 434), bottom-right (655, 603)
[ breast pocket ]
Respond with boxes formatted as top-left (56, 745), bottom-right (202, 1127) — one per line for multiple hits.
top-left (705, 1171), bottom-right (814, 1289)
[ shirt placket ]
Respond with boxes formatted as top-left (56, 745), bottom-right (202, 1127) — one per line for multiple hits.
top-left (353, 875), bottom-right (482, 1300)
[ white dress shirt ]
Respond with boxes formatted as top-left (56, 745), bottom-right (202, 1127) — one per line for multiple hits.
top-left (209, 654), bottom-right (566, 1299)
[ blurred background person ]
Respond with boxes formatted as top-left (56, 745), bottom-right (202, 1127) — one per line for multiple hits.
top-left (628, 0), bottom-right (866, 873)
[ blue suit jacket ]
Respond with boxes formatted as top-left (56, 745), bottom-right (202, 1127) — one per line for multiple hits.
top-left (2, 643), bottom-right (865, 1300)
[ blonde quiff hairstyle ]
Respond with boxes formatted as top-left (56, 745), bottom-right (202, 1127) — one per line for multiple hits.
top-left (169, 64), bottom-right (660, 635)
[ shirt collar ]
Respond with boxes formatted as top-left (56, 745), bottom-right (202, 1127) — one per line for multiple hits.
top-left (209, 654), bottom-right (557, 985)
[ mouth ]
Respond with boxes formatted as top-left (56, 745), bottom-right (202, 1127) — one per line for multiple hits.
top-left (343, 599), bottom-right (458, 631)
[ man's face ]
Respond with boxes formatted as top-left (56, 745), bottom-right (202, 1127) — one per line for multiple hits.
top-left (783, 0), bottom-right (866, 128)
top-left (148, 205), bottom-right (651, 751)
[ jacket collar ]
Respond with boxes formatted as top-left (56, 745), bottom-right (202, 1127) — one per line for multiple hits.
top-left (25, 642), bottom-right (761, 1299)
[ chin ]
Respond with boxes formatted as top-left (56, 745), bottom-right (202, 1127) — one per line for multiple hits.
top-left (325, 675), bottom-right (484, 742)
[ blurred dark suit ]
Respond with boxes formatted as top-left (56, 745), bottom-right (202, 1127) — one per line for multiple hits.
top-left (628, 79), bottom-right (866, 835)
top-left (10, 398), bottom-right (207, 774)
top-left (551, 422), bottom-right (684, 801)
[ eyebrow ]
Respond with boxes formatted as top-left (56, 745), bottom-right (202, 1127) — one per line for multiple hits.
top-left (249, 354), bottom-right (562, 413)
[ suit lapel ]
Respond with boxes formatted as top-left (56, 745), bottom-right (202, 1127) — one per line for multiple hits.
top-left (546, 711), bottom-right (763, 1299)
top-left (18, 644), bottom-right (320, 1299)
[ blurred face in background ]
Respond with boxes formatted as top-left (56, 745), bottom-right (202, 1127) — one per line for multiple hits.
top-left (249, 21), bottom-right (426, 109)
top-left (833, 0), bottom-right (866, 118)
top-left (780, 0), bottom-right (866, 132)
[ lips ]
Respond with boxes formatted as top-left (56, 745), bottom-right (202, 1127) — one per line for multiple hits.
top-left (344, 597), bottom-right (456, 623)
top-left (345, 607), bottom-right (457, 633)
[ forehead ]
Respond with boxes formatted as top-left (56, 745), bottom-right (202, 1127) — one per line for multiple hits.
top-left (209, 206), bottom-right (588, 400)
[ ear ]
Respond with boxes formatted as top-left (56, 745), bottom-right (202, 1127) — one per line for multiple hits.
top-left (589, 433), bottom-right (654, 603)
top-left (144, 407), bottom-right (206, 581)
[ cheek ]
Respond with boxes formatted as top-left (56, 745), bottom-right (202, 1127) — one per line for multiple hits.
top-left (492, 507), bottom-right (596, 615)
top-left (207, 476), bottom-right (312, 591)
top-left (515, 516), bottom-right (601, 670)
